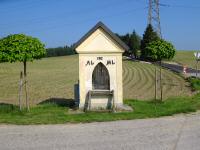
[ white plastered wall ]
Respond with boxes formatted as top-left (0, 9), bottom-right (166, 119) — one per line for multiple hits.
top-left (76, 27), bottom-right (124, 108)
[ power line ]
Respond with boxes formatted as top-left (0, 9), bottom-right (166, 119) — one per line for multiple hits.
top-left (4, 7), bottom-right (147, 35)
top-left (0, 0), bottom-right (139, 28)
top-left (159, 3), bottom-right (200, 9)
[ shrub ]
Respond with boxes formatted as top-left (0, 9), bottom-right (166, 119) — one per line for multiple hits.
top-left (188, 77), bottom-right (200, 91)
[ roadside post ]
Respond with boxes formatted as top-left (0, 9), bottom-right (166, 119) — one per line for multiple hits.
top-left (183, 65), bottom-right (187, 76)
top-left (194, 52), bottom-right (200, 77)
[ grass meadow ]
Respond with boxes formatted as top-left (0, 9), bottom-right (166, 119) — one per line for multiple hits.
top-left (1, 53), bottom-right (200, 124)
top-left (0, 55), bottom-right (192, 106)
top-left (172, 50), bottom-right (198, 68)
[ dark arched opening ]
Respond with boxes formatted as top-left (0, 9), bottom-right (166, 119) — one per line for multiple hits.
top-left (92, 63), bottom-right (110, 90)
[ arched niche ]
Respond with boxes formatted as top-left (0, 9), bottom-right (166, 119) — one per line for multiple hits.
top-left (92, 62), bottom-right (110, 90)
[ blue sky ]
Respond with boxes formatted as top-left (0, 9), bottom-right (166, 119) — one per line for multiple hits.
top-left (0, 0), bottom-right (200, 50)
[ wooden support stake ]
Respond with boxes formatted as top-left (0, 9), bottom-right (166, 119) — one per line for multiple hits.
top-left (160, 61), bottom-right (163, 101)
top-left (18, 71), bottom-right (23, 111)
top-left (155, 67), bottom-right (157, 101)
top-left (24, 76), bottom-right (29, 111)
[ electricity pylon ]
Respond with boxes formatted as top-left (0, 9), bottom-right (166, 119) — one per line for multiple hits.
top-left (148, 0), bottom-right (163, 100)
top-left (148, 0), bottom-right (162, 38)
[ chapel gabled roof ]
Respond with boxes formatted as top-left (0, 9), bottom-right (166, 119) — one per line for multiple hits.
top-left (74, 21), bottom-right (129, 51)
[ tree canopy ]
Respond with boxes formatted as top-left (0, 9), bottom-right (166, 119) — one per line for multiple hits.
top-left (0, 34), bottom-right (46, 63)
top-left (116, 31), bottom-right (141, 57)
top-left (140, 24), bottom-right (159, 59)
top-left (129, 30), bottom-right (141, 58)
top-left (144, 39), bottom-right (176, 61)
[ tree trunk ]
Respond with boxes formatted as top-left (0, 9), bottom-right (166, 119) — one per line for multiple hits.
top-left (23, 61), bottom-right (26, 77)
top-left (18, 71), bottom-right (23, 111)
top-left (23, 61), bottom-right (29, 111)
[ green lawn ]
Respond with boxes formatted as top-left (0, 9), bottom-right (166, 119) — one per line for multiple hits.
top-left (0, 93), bottom-right (200, 124)
top-left (0, 55), bottom-right (192, 105)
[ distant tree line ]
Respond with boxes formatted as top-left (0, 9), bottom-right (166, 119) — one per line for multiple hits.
top-left (116, 31), bottom-right (141, 58)
top-left (46, 46), bottom-right (76, 57)
top-left (46, 24), bottom-right (175, 61)
top-left (117, 24), bottom-right (176, 61)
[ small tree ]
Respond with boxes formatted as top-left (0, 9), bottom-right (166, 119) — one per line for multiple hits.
top-left (140, 24), bottom-right (159, 59)
top-left (144, 39), bottom-right (176, 61)
top-left (145, 39), bottom-right (176, 101)
top-left (0, 34), bottom-right (46, 110)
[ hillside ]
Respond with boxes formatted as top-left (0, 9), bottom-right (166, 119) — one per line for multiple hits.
top-left (172, 50), bottom-right (197, 68)
top-left (0, 55), bottom-right (192, 105)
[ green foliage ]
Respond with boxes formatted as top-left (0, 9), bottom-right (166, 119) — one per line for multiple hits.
top-left (46, 46), bottom-right (76, 57)
top-left (144, 39), bottom-right (176, 61)
top-left (116, 33), bottom-right (130, 56)
top-left (140, 24), bottom-right (159, 58)
top-left (116, 31), bottom-right (141, 57)
top-left (0, 34), bottom-right (46, 63)
top-left (129, 30), bottom-right (141, 58)
top-left (116, 33), bottom-right (130, 46)
top-left (188, 77), bottom-right (200, 91)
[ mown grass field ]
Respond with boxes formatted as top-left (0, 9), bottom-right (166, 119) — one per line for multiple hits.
top-left (172, 50), bottom-right (198, 68)
top-left (123, 59), bottom-right (191, 100)
top-left (0, 55), bottom-right (192, 105)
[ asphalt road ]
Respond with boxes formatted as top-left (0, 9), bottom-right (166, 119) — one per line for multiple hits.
top-left (127, 57), bottom-right (200, 77)
top-left (161, 62), bottom-right (200, 77)
top-left (0, 112), bottom-right (200, 150)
